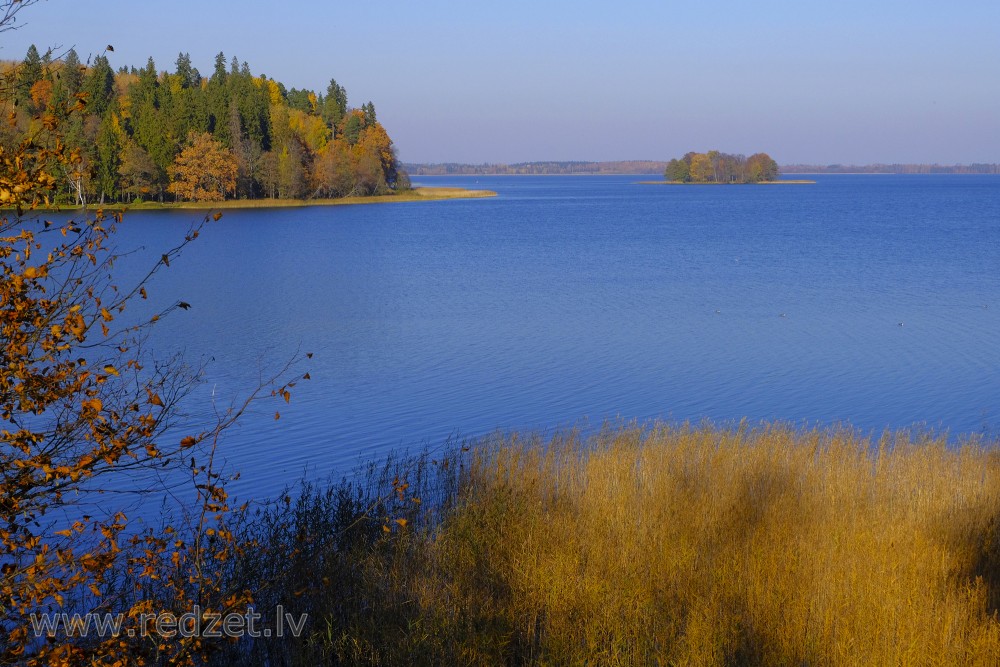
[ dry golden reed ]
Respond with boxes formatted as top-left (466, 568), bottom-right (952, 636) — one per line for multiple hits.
top-left (246, 423), bottom-right (1000, 666)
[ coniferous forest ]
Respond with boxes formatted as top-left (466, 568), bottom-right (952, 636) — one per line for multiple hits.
top-left (2, 46), bottom-right (405, 205)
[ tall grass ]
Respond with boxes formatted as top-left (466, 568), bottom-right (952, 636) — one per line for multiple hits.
top-left (222, 423), bottom-right (1000, 665)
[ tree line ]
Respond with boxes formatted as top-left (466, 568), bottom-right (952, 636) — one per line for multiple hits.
top-left (665, 151), bottom-right (779, 183)
top-left (404, 160), bottom-right (672, 175)
top-left (2, 45), bottom-right (406, 204)
top-left (780, 163), bottom-right (1000, 174)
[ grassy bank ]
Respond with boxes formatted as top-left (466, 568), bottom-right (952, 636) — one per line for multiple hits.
top-left (151, 186), bottom-right (497, 209)
top-left (14, 187), bottom-right (497, 213)
top-left (218, 423), bottom-right (1000, 665)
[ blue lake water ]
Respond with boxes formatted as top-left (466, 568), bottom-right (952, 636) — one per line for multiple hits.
top-left (108, 174), bottom-right (1000, 498)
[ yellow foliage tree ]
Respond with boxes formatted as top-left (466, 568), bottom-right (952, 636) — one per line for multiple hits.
top-left (689, 153), bottom-right (714, 182)
top-left (167, 132), bottom-right (237, 201)
top-left (288, 108), bottom-right (328, 153)
top-left (357, 123), bottom-right (396, 183)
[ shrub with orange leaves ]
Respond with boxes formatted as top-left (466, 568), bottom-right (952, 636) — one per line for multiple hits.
top-left (0, 30), bottom-right (303, 667)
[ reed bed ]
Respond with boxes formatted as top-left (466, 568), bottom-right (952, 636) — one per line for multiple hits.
top-left (226, 423), bottom-right (1000, 666)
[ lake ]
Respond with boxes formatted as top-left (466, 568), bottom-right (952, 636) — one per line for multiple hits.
top-left (109, 174), bottom-right (1000, 498)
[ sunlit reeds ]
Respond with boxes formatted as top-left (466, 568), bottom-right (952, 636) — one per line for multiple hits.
top-left (229, 423), bottom-right (1000, 665)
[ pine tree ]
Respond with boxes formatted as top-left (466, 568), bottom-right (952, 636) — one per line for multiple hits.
top-left (61, 48), bottom-right (83, 97)
top-left (82, 54), bottom-right (114, 116)
top-left (175, 52), bottom-right (195, 89)
top-left (323, 78), bottom-right (347, 128)
top-left (16, 44), bottom-right (43, 106)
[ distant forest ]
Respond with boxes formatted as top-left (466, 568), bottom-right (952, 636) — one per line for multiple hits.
top-left (2, 46), bottom-right (404, 204)
top-left (404, 161), bottom-right (670, 175)
top-left (781, 163), bottom-right (1000, 174)
top-left (407, 161), bottom-right (1000, 176)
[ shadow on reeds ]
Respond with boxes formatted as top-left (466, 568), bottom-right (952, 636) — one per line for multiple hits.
top-left (925, 447), bottom-right (1000, 618)
top-left (971, 515), bottom-right (1000, 615)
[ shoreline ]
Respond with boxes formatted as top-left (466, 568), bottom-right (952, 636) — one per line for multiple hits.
top-left (638, 179), bottom-right (816, 185)
top-left (12, 187), bottom-right (497, 213)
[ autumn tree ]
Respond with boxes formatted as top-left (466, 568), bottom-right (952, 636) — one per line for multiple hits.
top-left (312, 139), bottom-right (353, 197)
top-left (665, 158), bottom-right (690, 182)
top-left (27, 78), bottom-right (51, 114)
top-left (1, 86), bottom-right (179, 665)
top-left (747, 152), bottom-right (779, 182)
top-left (118, 140), bottom-right (161, 200)
top-left (356, 121), bottom-right (397, 190)
top-left (277, 140), bottom-right (308, 199)
top-left (168, 131), bottom-right (237, 201)
top-left (352, 151), bottom-right (384, 195)
top-left (258, 149), bottom-right (280, 199)
top-left (689, 153), bottom-right (714, 182)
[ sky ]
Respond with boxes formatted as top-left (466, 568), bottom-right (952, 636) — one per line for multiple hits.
top-left (2, 0), bottom-right (999, 165)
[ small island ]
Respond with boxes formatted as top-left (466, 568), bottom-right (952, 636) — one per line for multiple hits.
top-left (649, 150), bottom-right (811, 184)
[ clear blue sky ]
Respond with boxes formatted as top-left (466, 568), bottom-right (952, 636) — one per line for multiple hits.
top-left (3, 0), bottom-right (998, 164)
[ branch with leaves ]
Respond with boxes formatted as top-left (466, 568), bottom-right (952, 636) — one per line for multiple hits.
top-left (1, 32), bottom-right (307, 667)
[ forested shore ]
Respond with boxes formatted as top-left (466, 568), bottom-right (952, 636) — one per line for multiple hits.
top-left (2, 46), bottom-right (406, 206)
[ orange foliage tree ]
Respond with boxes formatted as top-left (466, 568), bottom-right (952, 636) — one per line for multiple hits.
top-left (1, 40), bottom-right (304, 666)
top-left (167, 132), bottom-right (237, 202)
top-left (27, 80), bottom-right (52, 113)
top-left (311, 139), bottom-right (353, 198)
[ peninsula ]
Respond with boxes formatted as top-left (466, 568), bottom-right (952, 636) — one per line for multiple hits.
top-left (5, 46), bottom-right (416, 208)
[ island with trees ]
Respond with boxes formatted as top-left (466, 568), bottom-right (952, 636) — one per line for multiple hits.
top-left (1, 46), bottom-right (493, 207)
top-left (663, 150), bottom-right (782, 183)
